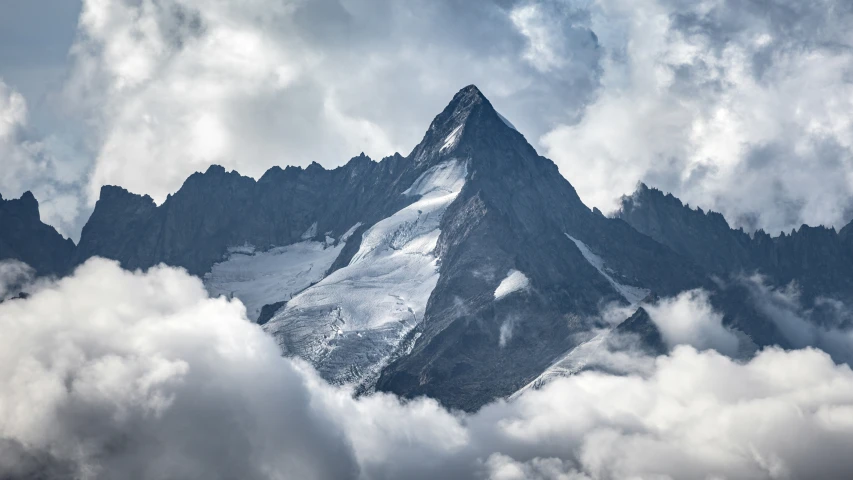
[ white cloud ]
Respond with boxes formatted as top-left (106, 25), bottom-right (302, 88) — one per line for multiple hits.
top-left (0, 260), bottom-right (34, 300)
top-left (543, 0), bottom-right (853, 233)
top-left (0, 79), bottom-right (85, 237)
top-left (65, 0), bottom-right (601, 205)
top-left (510, 4), bottom-right (564, 73)
top-left (3, 259), bottom-right (853, 478)
top-left (743, 275), bottom-right (853, 363)
top-left (5, 0), bottom-right (853, 239)
top-left (644, 289), bottom-right (741, 356)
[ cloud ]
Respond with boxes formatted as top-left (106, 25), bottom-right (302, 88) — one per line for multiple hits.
top-left (0, 258), bottom-right (356, 479)
top-left (64, 0), bottom-right (601, 205)
top-left (3, 259), bottom-right (853, 479)
top-left (0, 260), bottom-right (34, 300)
top-left (644, 289), bottom-right (741, 356)
top-left (743, 275), bottom-right (853, 363)
top-left (0, 79), bottom-right (86, 237)
top-left (4, 0), bottom-right (853, 239)
top-left (542, 0), bottom-right (853, 233)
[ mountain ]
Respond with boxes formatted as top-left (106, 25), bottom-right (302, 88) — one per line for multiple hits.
top-left (3, 85), bottom-right (852, 410)
top-left (618, 184), bottom-right (853, 306)
top-left (0, 191), bottom-right (75, 276)
top-left (371, 86), bottom-right (710, 408)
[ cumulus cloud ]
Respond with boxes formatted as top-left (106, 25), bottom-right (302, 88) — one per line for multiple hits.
top-left (64, 0), bottom-right (601, 205)
top-left (2, 0), bottom-right (852, 239)
top-left (543, 0), bottom-right (853, 233)
top-left (744, 275), bottom-right (853, 363)
top-left (0, 260), bottom-right (34, 300)
top-left (5, 0), bottom-right (851, 238)
top-left (0, 79), bottom-right (86, 237)
top-left (3, 259), bottom-right (853, 479)
top-left (644, 289), bottom-right (741, 356)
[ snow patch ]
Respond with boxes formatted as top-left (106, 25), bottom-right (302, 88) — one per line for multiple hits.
top-left (301, 222), bottom-right (318, 240)
top-left (565, 233), bottom-right (649, 304)
top-left (439, 125), bottom-right (463, 153)
top-left (204, 240), bottom-right (344, 321)
top-left (494, 269), bottom-right (530, 300)
top-left (512, 329), bottom-right (608, 398)
top-left (264, 159), bottom-right (469, 386)
top-left (227, 243), bottom-right (256, 255)
top-left (340, 222), bottom-right (363, 242)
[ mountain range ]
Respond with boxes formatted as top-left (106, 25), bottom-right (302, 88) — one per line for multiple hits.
top-left (3, 85), bottom-right (852, 411)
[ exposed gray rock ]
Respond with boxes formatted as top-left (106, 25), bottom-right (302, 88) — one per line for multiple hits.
top-left (0, 191), bottom-right (75, 276)
top-left (618, 183), bottom-right (853, 305)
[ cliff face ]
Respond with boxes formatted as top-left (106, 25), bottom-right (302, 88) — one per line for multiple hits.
top-left (618, 184), bottom-right (853, 304)
top-left (0, 191), bottom-right (75, 276)
top-left (74, 153), bottom-right (420, 276)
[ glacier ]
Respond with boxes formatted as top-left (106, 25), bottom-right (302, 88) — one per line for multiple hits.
top-left (204, 239), bottom-right (345, 321)
top-left (264, 158), bottom-right (469, 387)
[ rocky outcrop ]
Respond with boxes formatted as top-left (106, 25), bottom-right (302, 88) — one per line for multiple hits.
top-left (618, 184), bottom-right (853, 304)
top-left (75, 153), bottom-right (421, 276)
top-left (0, 191), bottom-right (75, 276)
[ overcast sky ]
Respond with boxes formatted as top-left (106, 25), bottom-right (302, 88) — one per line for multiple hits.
top-left (2, 0), bottom-right (853, 240)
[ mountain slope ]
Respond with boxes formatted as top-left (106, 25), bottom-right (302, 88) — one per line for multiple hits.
top-left (6, 85), bottom-right (850, 412)
top-left (0, 191), bottom-right (75, 276)
top-left (74, 155), bottom-right (427, 277)
top-left (618, 184), bottom-right (853, 305)
top-left (374, 86), bottom-right (710, 410)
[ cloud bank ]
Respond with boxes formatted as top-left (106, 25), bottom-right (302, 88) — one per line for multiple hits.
top-left (0, 80), bottom-right (86, 237)
top-left (65, 0), bottom-right (600, 205)
top-left (544, 0), bottom-right (853, 233)
top-left (644, 289), bottom-right (740, 356)
top-left (3, 259), bottom-right (853, 479)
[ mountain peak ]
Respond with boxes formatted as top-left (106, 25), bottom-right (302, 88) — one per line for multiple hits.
top-left (410, 84), bottom-right (515, 164)
top-left (449, 84), bottom-right (489, 109)
top-left (441, 84), bottom-right (496, 127)
top-left (1, 191), bottom-right (40, 221)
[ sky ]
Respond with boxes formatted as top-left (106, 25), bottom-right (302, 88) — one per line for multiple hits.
top-left (2, 0), bottom-right (853, 240)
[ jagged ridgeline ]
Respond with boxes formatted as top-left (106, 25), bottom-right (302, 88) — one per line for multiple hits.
top-left (2, 86), bottom-right (852, 411)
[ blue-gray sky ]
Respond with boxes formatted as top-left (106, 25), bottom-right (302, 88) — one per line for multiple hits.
top-left (2, 0), bottom-right (853, 239)
top-left (0, 1), bottom-right (81, 127)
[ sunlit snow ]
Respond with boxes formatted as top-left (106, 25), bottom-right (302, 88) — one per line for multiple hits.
top-left (439, 125), bottom-right (463, 153)
top-left (204, 240), bottom-right (346, 321)
top-left (565, 233), bottom-right (649, 304)
top-left (264, 159), bottom-right (469, 386)
top-left (494, 269), bottom-right (529, 300)
top-left (301, 221), bottom-right (318, 240)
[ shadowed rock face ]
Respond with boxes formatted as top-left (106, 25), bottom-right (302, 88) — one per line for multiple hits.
top-left (4, 85), bottom-right (852, 411)
top-left (74, 153), bottom-right (422, 276)
top-left (618, 184), bottom-right (853, 305)
top-left (0, 191), bottom-right (75, 276)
